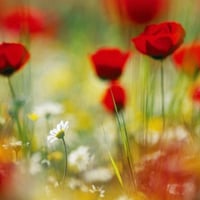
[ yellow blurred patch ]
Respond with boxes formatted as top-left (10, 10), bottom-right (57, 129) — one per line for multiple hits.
top-left (131, 191), bottom-right (148, 200)
top-left (148, 117), bottom-right (163, 133)
top-left (76, 111), bottom-right (93, 130)
top-left (0, 138), bottom-right (23, 162)
top-left (183, 155), bottom-right (200, 176)
top-left (43, 67), bottom-right (72, 95)
top-left (48, 151), bottom-right (63, 161)
top-left (28, 113), bottom-right (39, 121)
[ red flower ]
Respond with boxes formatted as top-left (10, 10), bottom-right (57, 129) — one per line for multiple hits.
top-left (102, 0), bottom-right (168, 25)
top-left (102, 82), bottom-right (126, 113)
top-left (0, 42), bottom-right (30, 76)
top-left (1, 7), bottom-right (58, 37)
top-left (136, 143), bottom-right (198, 200)
top-left (191, 85), bottom-right (200, 103)
top-left (172, 43), bottom-right (200, 76)
top-left (0, 162), bottom-right (16, 194)
top-left (132, 22), bottom-right (185, 59)
top-left (90, 48), bottom-right (130, 80)
top-left (123, 0), bottom-right (167, 24)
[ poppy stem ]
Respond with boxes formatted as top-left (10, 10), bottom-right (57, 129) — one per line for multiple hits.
top-left (120, 112), bottom-right (136, 188)
top-left (160, 60), bottom-right (165, 131)
top-left (110, 90), bottom-right (136, 189)
top-left (7, 78), bottom-right (26, 145)
top-left (61, 137), bottom-right (68, 184)
top-left (8, 77), bottom-right (16, 99)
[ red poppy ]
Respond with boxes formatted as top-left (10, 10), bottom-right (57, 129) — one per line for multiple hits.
top-left (102, 82), bottom-right (126, 113)
top-left (102, 0), bottom-right (168, 25)
top-left (190, 85), bottom-right (200, 103)
top-left (90, 48), bottom-right (130, 80)
top-left (136, 143), bottom-right (198, 200)
top-left (172, 43), bottom-right (200, 76)
top-left (0, 42), bottom-right (30, 76)
top-left (132, 22), bottom-right (185, 59)
top-left (0, 162), bottom-right (16, 194)
top-left (123, 0), bottom-right (167, 24)
top-left (1, 7), bottom-right (57, 37)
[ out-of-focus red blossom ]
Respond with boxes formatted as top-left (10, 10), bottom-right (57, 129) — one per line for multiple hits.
top-left (0, 42), bottom-right (30, 76)
top-left (102, 82), bottom-right (126, 113)
top-left (90, 48), bottom-right (130, 80)
top-left (123, 0), bottom-right (167, 24)
top-left (0, 162), bottom-right (16, 194)
top-left (132, 22), bottom-right (185, 59)
top-left (172, 43), bottom-right (200, 76)
top-left (1, 7), bottom-right (58, 37)
top-left (102, 0), bottom-right (168, 25)
top-left (190, 85), bottom-right (200, 103)
top-left (135, 142), bottom-right (199, 200)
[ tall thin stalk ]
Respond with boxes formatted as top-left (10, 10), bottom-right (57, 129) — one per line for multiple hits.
top-left (61, 137), bottom-right (68, 183)
top-left (111, 90), bottom-right (136, 189)
top-left (8, 77), bottom-right (26, 144)
top-left (160, 61), bottom-right (165, 131)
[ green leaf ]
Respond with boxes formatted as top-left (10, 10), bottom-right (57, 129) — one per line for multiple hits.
top-left (108, 151), bottom-right (123, 187)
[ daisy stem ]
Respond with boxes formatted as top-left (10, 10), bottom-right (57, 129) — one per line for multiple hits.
top-left (160, 60), bottom-right (165, 131)
top-left (61, 137), bottom-right (68, 183)
top-left (8, 78), bottom-right (26, 144)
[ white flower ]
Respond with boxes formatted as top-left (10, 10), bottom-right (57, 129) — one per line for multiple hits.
top-left (34, 101), bottom-right (63, 118)
top-left (47, 121), bottom-right (69, 143)
top-left (68, 146), bottom-right (94, 172)
top-left (29, 153), bottom-right (42, 175)
top-left (89, 185), bottom-right (105, 198)
top-left (82, 167), bottom-right (113, 183)
top-left (68, 178), bottom-right (89, 192)
top-left (115, 195), bottom-right (132, 200)
top-left (163, 126), bottom-right (188, 141)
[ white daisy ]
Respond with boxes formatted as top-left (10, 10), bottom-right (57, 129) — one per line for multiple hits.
top-left (89, 184), bottom-right (105, 198)
top-left (47, 120), bottom-right (69, 143)
top-left (34, 101), bottom-right (63, 118)
top-left (68, 146), bottom-right (94, 172)
top-left (82, 167), bottom-right (113, 183)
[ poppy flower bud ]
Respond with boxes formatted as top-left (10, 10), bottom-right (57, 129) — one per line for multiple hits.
top-left (102, 82), bottom-right (126, 113)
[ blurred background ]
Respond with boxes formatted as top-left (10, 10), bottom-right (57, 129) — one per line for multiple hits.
top-left (0, 0), bottom-right (199, 146)
top-left (0, 1), bottom-right (200, 199)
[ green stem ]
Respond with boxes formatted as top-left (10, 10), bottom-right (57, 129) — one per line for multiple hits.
top-left (111, 90), bottom-right (136, 188)
top-left (8, 78), bottom-right (16, 99)
top-left (61, 137), bottom-right (68, 183)
top-left (144, 84), bottom-right (149, 149)
top-left (160, 61), bottom-right (165, 131)
top-left (191, 103), bottom-right (197, 131)
top-left (120, 112), bottom-right (136, 188)
top-left (8, 78), bottom-right (25, 143)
